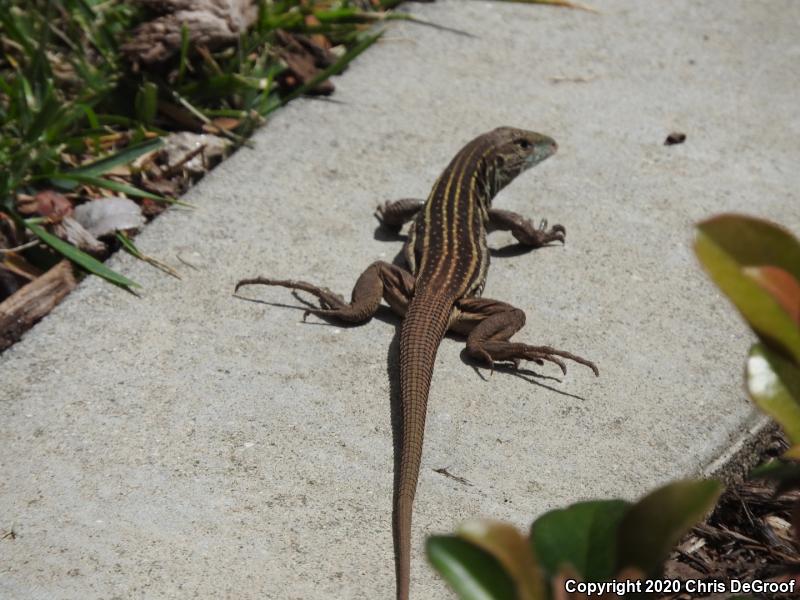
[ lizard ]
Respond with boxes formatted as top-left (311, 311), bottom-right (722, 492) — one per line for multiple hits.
top-left (235, 127), bottom-right (598, 599)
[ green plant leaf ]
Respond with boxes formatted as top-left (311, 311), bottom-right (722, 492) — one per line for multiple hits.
top-left (531, 499), bottom-right (629, 582)
top-left (116, 232), bottom-right (181, 279)
top-left (616, 480), bottom-right (723, 576)
top-left (50, 137), bottom-right (164, 190)
top-left (695, 214), bottom-right (800, 364)
top-left (750, 458), bottom-right (800, 495)
top-left (427, 535), bottom-right (517, 600)
top-left (178, 23), bottom-right (190, 83)
top-left (743, 266), bottom-right (800, 325)
top-left (135, 82), bottom-right (159, 125)
top-left (24, 89), bottom-right (65, 144)
top-left (26, 222), bottom-right (138, 289)
top-left (698, 215), bottom-right (800, 280)
top-left (747, 343), bottom-right (800, 443)
top-left (51, 172), bottom-right (166, 201)
top-left (458, 520), bottom-right (544, 600)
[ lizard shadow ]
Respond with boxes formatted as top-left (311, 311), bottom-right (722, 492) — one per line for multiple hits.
top-left (459, 352), bottom-right (590, 402)
top-left (490, 242), bottom-right (563, 258)
top-left (373, 225), bottom-right (403, 243)
top-left (232, 291), bottom-right (400, 328)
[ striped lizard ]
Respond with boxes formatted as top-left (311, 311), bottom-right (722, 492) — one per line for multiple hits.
top-left (236, 127), bottom-right (598, 599)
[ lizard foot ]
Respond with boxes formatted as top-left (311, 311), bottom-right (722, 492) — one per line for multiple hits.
top-left (512, 219), bottom-right (566, 247)
top-left (472, 342), bottom-right (598, 377)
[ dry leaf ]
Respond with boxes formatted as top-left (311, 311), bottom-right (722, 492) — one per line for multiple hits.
top-left (17, 190), bottom-right (73, 219)
top-left (52, 217), bottom-right (107, 256)
top-left (73, 197), bottom-right (146, 238)
top-left (163, 131), bottom-right (231, 176)
top-left (122, 0), bottom-right (259, 64)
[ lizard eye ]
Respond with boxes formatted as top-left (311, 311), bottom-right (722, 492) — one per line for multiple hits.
top-left (515, 139), bottom-right (532, 150)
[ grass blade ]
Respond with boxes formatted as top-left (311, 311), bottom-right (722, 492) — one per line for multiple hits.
top-left (55, 137), bottom-right (164, 182)
top-left (117, 232), bottom-right (181, 279)
top-left (51, 172), bottom-right (165, 201)
top-left (26, 222), bottom-right (139, 289)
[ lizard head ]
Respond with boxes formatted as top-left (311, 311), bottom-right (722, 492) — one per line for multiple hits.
top-left (484, 127), bottom-right (558, 193)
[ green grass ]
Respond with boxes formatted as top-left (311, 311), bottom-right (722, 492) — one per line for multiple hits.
top-left (0, 0), bottom-right (396, 289)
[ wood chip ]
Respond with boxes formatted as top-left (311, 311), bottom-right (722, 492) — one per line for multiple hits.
top-left (0, 261), bottom-right (76, 352)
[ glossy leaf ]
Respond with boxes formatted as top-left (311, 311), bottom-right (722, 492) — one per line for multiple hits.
top-left (700, 215), bottom-right (800, 279)
top-left (747, 344), bottom-right (800, 443)
top-left (459, 520), bottom-right (544, 600)
top-left (531, 500), bottom-right (629, 582)
top-left (427, 535), bottom-right (517, 600)
top-left (616, 480), bottom-right (722, 575)
top-left (695, 214), bottom-right (800, 364)
top-left (26, 223), bottom-right (138, 289)
top-left (743, 266), bottom-right (800, 325)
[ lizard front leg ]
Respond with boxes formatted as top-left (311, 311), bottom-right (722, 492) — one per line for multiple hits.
top-left (452, 297), bottom-right (598, 376)
top-left (375, 198), bottom-right (423, 229)
top-left (488, 208), bottom-right (565, 247)
top-left (235, 261), bottom-right (415, 323)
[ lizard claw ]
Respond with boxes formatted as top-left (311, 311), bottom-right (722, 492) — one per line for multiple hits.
top-left (540, 221), bottom-right (566, 245)
top-left (375, 201), bottom-right (389, 222)
top-left (511, 218), bottom-right (566, 247)
top-left (375, 201), bottom-right (403, 230)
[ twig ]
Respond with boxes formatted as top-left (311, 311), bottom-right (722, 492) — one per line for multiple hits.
top-left (433, 467), bottom-right (473, 487)
top-left (0, 239), bottom-right (40, 254)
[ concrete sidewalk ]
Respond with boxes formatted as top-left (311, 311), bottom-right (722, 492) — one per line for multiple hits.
top-left (2, 1), bottom-right (799, 598)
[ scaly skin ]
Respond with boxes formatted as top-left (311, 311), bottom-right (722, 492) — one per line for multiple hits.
top-left (236, 127), bottom-right (598, 600)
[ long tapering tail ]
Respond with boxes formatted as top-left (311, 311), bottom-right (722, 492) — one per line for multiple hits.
top-left (394, 291), bottom-right (454, 600)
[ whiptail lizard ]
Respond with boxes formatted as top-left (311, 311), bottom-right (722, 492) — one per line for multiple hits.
top-left (236, 127), bottom-right (598, 599)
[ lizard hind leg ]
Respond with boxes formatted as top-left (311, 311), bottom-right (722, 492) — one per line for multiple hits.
top-left (235, 261), bottom-right (414, 324)
top-left (453, 297), bottom-right (599, 376)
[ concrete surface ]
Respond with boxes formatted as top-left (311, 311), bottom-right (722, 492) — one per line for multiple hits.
top-left (2, 1), bottom-right (799, 598)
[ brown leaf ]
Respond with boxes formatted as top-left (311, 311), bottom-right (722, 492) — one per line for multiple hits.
top-left (51, 217), bottom-right (107, 256)
top-left (2, 254), bottom-right (43, 281)
top-left (16, 190), bottom-right (73, 219)
top-left (207, 117), bottom-right (241, 131)
top-left (304, 14), bottom-right (332, 50)
top-left (274, 30), bottom-right (336, 95)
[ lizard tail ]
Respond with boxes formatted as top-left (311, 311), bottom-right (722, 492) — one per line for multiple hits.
top-left (394, 291), bottom-right (454, 600)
